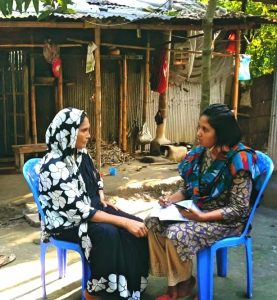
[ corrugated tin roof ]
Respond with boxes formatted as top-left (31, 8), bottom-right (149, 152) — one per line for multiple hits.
top-left (0, 0), bottom-right (246, 21)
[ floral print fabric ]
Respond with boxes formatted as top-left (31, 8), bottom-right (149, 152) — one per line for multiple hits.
top-left (39, 108), bottom-right (148, 299)
top-left (39, 108), bottom-right (93, 241)
top-left (146, 148), bottom-right (254, 261)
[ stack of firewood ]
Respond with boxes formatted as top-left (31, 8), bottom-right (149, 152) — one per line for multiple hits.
top-left (88, 141), bottom-right (135, 166)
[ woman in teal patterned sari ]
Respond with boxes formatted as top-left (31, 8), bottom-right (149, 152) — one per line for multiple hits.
top-left (145, 104), bottom-right (260, 300)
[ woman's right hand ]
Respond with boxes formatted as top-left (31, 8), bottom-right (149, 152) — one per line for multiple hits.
top-left (124, 219), bottom-right (148, 238)
top-left (158, 195), bottom-right (172, 208)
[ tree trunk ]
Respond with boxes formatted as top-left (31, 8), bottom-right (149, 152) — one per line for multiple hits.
top-left (200, 0), bottom-right (217, 113)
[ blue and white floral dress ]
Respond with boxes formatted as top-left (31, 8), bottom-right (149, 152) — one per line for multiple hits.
top-left (39, 107), bottom-right (148, 299)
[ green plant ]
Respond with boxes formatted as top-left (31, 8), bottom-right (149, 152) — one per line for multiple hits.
top-left (199, 0), bottom-right (277, 77)
top-left (0, 0), bottom-right (74, 19)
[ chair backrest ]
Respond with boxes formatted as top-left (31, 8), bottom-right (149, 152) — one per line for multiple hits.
top-left (22, 158), bottom-right (45, 223)
top-left (242, 150), bottom-right (274, 236)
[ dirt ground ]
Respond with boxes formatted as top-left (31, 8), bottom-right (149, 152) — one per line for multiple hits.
top-left (0, 158), bottom-right (181, 229)
top-left (1, 158), bottom-right (277, 300)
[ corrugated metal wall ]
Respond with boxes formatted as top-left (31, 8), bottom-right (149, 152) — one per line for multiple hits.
top-left (63, 54), bottom-right (95, 124)
top-left (145, 79), bottom-right (226, 144)
top-left (63, 53), bottom-right (227, 148)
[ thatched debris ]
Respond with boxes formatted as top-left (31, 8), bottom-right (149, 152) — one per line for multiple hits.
top-left (88, 141), bottom-right (135, 166)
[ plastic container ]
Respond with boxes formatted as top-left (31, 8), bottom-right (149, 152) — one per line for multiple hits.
top-left (109, 167), bottom-right (118, 176)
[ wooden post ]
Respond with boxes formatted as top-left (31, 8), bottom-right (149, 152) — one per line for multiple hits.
top-left (122, 55), bottom-right (128, 152)
top-left (118, 60), bottom-right (123, 148)
top-left (57, 62), bottom-right (63, 110)
top-left (200, 0), bottom-right (217, 113)
top-left (232, 30), bottom-right (241, 118)
top-left (1, 68), bottom-right (7, 151)
top-left (30, 55), bottom-right (37, 144)
top-left (11, 57), bottom-right (17, 144)
top-left (143, 40), bottom-right (150, 124)
top-left (150, 31), bottom-right (172, 155)
top-left (141, 38), bottom-right (150, 152)
top-left (94, 27), bottom-right (102, 168)
top-left (23, 63), bottom-right (30, 143)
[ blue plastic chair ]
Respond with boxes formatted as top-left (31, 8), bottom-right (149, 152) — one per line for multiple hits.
top-left (196, 150), bottom-right (274, 300)
top-left (23, 158), bottom-right (90, 300)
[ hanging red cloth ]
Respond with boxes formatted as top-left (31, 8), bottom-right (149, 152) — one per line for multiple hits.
top-left (226, 32), bottom-right (237, 54)
top-left (52, 57), bottom-right (62, 78)
top-left (150, 49), bottom-right (168, 94)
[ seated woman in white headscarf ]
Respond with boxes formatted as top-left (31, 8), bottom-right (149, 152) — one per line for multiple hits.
top-left (39, 107), bottom-right (149, 300)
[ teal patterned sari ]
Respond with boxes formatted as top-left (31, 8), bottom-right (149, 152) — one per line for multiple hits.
top-left (178, 143), bottom-right (261, 207)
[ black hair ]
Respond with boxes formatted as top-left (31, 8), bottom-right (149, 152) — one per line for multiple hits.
top-left (80, 111), bottom-right (87, 125)
top-left (201, 103), bottom-right (242, 147)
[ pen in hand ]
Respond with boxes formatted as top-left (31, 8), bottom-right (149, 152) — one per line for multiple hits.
top-left (158, 196), bottom-right (172, 208)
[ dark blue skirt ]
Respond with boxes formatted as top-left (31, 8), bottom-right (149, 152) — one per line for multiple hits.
top-left (57, 206), bottom-right (149, 299)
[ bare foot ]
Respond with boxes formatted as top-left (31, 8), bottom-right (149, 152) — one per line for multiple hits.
top-left (177, 276), bottom-right (196, 298)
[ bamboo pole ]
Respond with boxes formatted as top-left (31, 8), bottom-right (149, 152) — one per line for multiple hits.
top-left (232, 30), bottom-right (241, 118)
top-left (23, 63), bottom-right (30, 143)
top-left (11, 58), bottom-right (17, 144)
top-left (67, 38), bottom-right (233, 56)
top-left (122, 55), bottom-right (128, 152)
top-left (151, 31), bottom-right (172, 152)
top-left (95, 27), bottom-right (102, 168)
top-left (30, 56), bottom-right (37, 143)
top-left (0, 20), bottom-right (261, 31)
top-left (0, 44), bottom-right (82, 48)
top-left (1, 68), bottom-right (7, 151)
top-left (143, 40), bottom-right (150, 124)
top-left (118, 61), bottom-right (123, 148)
top-left (57, 63), bottom-right (63, 110)
top-left (141, 39), bottom-right (150, 152)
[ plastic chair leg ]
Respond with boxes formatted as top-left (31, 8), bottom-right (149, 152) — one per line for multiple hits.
top-left (216, 247), bottom-right (228, 277)
top-left (81, 253), bottom-right (89, 300)
top-left (245, 237), bottom-right (253, 298)
top-left (40, 242), bottom-right (48, 299)
top-left (57, 248), bottom-right (64, 278)
top-left (62, 249), bottom-right (67, 278)
top-left (197, 247), bottom-right (214, 300)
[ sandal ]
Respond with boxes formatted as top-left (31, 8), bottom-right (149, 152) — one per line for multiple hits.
top-left (155, 295), bottom-right (173, 300)
top-left (0, 254), bottom-right (16, 268)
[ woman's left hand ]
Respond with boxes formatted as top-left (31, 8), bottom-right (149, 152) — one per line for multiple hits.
top-left (101, 199), bottom-right (119, 210)
top-left (177, 207), bottom-right (205, 222)
top-left (99, 190), bottom-right (119, 210)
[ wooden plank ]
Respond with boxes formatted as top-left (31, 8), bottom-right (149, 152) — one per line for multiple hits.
top-left (12, 143), bottom-right (48, 172)
top-left (0, 21), bottom-right (266, 31)
top-left (0, 44), bottom-right (82, 48)
top-left (12, 143), bottom-right (48, 153)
